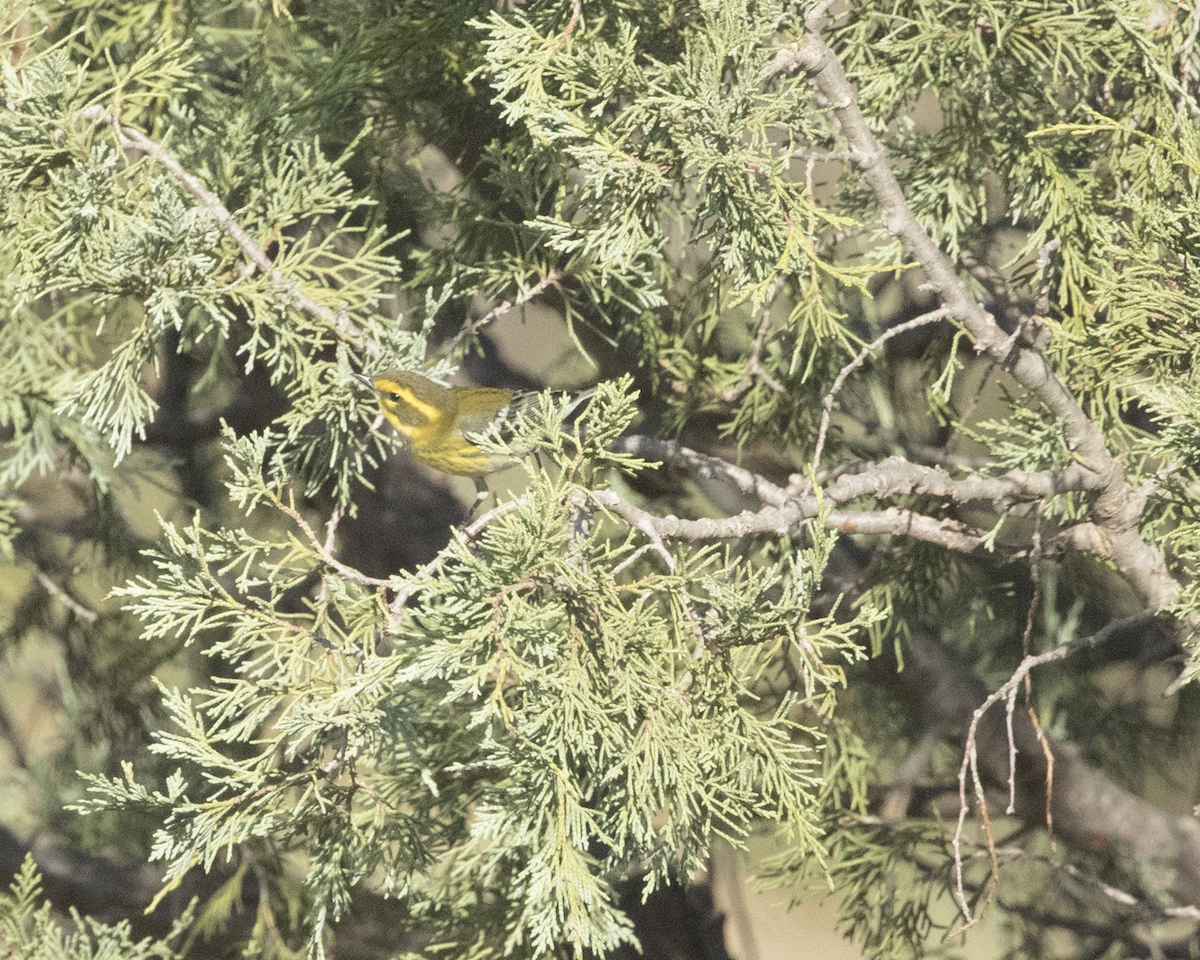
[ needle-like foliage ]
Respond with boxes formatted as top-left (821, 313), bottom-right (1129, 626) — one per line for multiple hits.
top-left (4, 2), bottom-right (1200, 959)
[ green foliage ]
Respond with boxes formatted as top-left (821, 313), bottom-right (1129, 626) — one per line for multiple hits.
top-left (0, 855), bottom-right (191, 960)
top-left (820, 821), bottom-right (964, 960)
top-left (3, 0), bottom-right (1200, 958)
top-left (77, 383), bottom-right (865, 957)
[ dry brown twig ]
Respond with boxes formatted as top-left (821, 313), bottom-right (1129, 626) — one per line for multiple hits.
top-left (950, 613), bottom-right (1151, 923)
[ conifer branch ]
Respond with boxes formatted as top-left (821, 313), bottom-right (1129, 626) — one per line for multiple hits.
top-left (591, 454), bottom-right (1108, 558)
top-left (6, 7), bottom-right (1199, 957)
top-left (83, 106), bottom-right (364, 345)
top-left (783, 23), bottom-right (1184, 616)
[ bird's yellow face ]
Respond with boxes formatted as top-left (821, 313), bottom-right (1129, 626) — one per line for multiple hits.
top-left (356, 371), bottom-right (457, 440)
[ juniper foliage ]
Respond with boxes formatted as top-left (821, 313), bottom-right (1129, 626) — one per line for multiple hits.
top-left (3, 2), bottom-right (1200, 960)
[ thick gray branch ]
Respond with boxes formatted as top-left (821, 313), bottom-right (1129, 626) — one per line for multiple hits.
top-left (780, 27), bottom-right (1180, 614)
top-left (596, 448), bottom-right (1107, 558)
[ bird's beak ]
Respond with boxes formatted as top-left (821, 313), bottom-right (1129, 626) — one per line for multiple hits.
top-left (353, 373), bottom-right (375, 388)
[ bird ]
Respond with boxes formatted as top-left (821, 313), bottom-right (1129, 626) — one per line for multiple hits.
top-left (355, 370), bottom-right (523, 477)
top-left (355, 370), bottom-right (595, 506)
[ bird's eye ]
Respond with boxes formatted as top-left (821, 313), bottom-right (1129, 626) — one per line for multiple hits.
top-left (387, 392), bottom-right (403, 403)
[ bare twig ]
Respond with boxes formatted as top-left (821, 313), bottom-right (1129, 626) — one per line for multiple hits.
top-left (827, 508), bottom-right (1000, 556)
top-left (610, 435), bottom-right (793, 507)
top-left (591, 490), bottom-right (675, 573)
top-left (951, 613), bottom-right (1153, 922)
top-left (322, 506), bottom-right (343, 559)
top-left (35, 567), bottom-right (98, 623)
top-left (590, 486), bottom-right (1100, 556)
top-left (1033, 237), bottom-right (1061, 316)
top-left (461, 496), bottom-right (525, 539)
top-left (596, 448), bottom-right (1105, 550)
top-left (550, 0), bottom-right (582, 51)
top-left (590, 487), bottom-right (802, 541)
top-left (790, 148), bottom-right (861, 163)
top-left (442, 268), bottom-right (564, 357)
top-left (889, 623), bottom-right (1200, 912)
top-left (1017, 521), bottom-right (1058, 840)
top-left (387, 496), bottom-right (526, 617)
top-left (276, 499), bottom-right (387, 589)
top-left (805, 0), bottom-right (838, 31)
top-left (811, 308), bottom-right (953, 472)
top-left (610, 543), bottom-right (664, 576)
top-left (720, 281), bottom-right (788, 401)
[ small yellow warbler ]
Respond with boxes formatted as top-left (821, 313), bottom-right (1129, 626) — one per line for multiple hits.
top-left (355, 370), bottom-right (592, 478)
